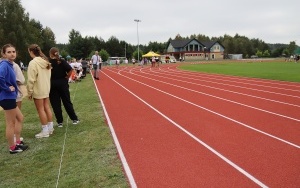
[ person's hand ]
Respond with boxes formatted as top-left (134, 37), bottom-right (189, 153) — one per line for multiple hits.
top-left (28, 95), bottom-right (33, 100)
top-left (9, 86), bottom-right (15, 92)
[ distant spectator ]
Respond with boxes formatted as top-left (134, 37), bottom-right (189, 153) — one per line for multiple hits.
top-left (91, 51), bottom-right (101, 80)
top-left (81, 58), bottom-right (88, 77)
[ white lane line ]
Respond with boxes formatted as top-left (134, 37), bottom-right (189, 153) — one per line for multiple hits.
top-left (126, 69), bottom-right (300, 121)
top-left (149, 68), bottom-right (300, 98)
top-left (137, 68), bottom-right (300, 108)
top-left (102, 70), bottom-right (268, 188)
top-left (106, 68), bottom-right (300, 149)
top-left (168, 66), bottom-right (300, 89)
top-left (95, 73), bottom-right (137, 188)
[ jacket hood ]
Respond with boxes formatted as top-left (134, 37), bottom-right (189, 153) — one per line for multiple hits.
top-left (33, 57), bottom-right (50, 69)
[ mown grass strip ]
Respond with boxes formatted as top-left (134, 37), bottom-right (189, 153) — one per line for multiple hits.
top-left (0, 74), bottom-right (129, 188)
top-left (180, 61), bottom-right (300, 82)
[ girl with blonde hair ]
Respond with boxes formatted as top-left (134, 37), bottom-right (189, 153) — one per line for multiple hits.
top-left (27, 44), bottom-right (54, 138)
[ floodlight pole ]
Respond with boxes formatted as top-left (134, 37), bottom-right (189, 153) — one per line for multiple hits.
top-left (134, 19), bottom-right (141, 63)
top-left (125, 43), bottom-right (126, 58)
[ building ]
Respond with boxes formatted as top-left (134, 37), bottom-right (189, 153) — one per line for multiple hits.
top-left (166, 38), bottom-right (225, 61)
top-left (228, 54), bottom-right (243, 60)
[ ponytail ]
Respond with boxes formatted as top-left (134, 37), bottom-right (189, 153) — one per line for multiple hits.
top-left (28, 44), bottom-right (52, 69)
top-left (49, 47), bottom-right (61, 64)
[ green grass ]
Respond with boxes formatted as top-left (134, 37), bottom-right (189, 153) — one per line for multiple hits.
top-left (180, 61), bottom-right (300, 82)
top-left (0, 75), bottom-right (129, 188)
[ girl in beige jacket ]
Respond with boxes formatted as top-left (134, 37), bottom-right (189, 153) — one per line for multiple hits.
top-left (27, 44), bottom-right (54, 138)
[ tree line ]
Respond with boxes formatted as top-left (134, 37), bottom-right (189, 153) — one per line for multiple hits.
top-left (1, 0), bottom-right (298, 65)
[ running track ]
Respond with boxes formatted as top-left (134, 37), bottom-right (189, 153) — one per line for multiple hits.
top-left (94, 63), bottom-right (300, 188)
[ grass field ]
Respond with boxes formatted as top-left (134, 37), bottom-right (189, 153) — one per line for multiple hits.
top-left (0, 75), bottom-right (129, 188)
top-left (180, 61), bottom-right (300, 83)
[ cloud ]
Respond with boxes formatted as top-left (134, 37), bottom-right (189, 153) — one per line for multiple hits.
top-left (21, 0), bottom-right (300, 45)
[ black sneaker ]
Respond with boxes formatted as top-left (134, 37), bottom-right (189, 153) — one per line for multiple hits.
top-left (9, 145), bottom-right (26, 154)
top-left (57, 123), bottom-right (63, 128)
top-left (72, 120), bottom-right (80, 125)
top-left (16, 143), bottom-right (28, 151)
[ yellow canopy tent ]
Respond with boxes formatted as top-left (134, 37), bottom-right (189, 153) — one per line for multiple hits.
top-left (142, 51), bottom-right (160, 57)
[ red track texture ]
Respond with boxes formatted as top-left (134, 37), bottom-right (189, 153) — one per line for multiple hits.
top-left (94, 63), bottom-right (300, 188)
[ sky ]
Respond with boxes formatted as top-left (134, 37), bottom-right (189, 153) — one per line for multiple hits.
top-left (21, 0), bottom-right (300, 46)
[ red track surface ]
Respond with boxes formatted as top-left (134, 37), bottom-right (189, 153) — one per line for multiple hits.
top-left (94, 63), bottom-right (300, 188)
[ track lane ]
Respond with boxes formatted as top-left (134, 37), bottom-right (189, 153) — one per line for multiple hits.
top-left (131, 67), bottom-right (300, 120)
top-left (150, 66), bottom-right (300, 105)
top-left (96, 70), bottom-right (263, 187)
top-left (116, 68), bottom-right (300, 145)
top-left (96, 65), bottom-right (300, 187)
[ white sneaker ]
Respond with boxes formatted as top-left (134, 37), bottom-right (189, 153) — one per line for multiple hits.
top-left (35, 131), bottom-right (49, 138)
top-left (72, 120), bottom-right (80, 125)
top-left (48, 128), bottom-right (54, 135)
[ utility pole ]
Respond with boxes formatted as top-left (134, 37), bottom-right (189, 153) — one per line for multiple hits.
top-left (134, 19), bottom-right (141, 63)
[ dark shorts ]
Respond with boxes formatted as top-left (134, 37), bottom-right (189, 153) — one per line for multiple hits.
top-left (0, 99), bottom-right (16, 110)
top-left (93, 64), bottom-right (98, 70)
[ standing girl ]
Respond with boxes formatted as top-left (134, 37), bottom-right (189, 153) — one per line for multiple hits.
top-left (48, 47), bottom-right (80, 127)
top-left (0, 44), bottom-right (28, 154)
top-left (13, 57), bottom-right (25, 143)
top-left (27, 44), bottom-right (54, 138)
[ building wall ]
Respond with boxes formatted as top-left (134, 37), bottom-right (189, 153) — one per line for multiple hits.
top-left (167, 41), bottom-right (225, 60)
top-left (210, 44), bottom-right (224, 53)
top-left (167, 45), bottom-right (175, 52)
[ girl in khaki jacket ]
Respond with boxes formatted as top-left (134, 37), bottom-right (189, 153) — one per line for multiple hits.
top-left (27, 44), bottom-right (54, 138)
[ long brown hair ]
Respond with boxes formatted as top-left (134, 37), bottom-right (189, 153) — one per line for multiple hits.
top-left (1, 43), bottom-right (15, 57)
top-left (28, 44), bottom-right (51, 69)
top-left (49, 47), bottom-right (61, 64)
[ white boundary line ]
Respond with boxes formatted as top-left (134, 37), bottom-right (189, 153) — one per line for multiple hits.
top-left (107, 68), bottom-right (300, 149)
top-left (55, 81), bottom-right (80, 188)
top-left (102, 70), bottom-right (268, 188)
top-left (140, 68), bottom-right (300, 108)
top-left (169, 65), bottom-right (300, 89)
top-left (151, 67), bottom-right (300, 98)
top-left (128, 69), bottom-right (300, 121)
top-left (93, 73), bottom-right (137, 188)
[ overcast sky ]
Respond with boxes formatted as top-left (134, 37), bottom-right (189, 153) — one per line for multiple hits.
top-left (21, 0), bottom-right (299, 46)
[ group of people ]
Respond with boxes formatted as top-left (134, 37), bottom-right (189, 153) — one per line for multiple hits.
top-left (151, 56), bottom-right (160, 67)
top-left (68, 58), bottom-right (84, 83)
top-left (0, 44), bottom-right (80, 154)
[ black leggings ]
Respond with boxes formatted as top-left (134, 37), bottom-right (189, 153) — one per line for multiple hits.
top-left (50, 79), bottom-right (78, 123)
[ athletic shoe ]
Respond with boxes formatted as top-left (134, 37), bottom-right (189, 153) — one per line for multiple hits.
top-left (16, 143), bottom-right (28, 151)
top-left (49, 127), bottom-right (54, 134)
top-left (18, 141), bottom-right (25, 145)
top-left (9, 145), bottom-right (25, 154)
top-left (72, 120), bottom-right (80, 125)
top-left (35, 131), bottom-right (50, 138)
top-left (57, 123), bottom-right (63, 128)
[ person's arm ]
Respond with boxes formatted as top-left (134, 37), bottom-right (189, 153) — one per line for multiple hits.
top-left (26, 62), bottom-right (37, 100)
top-left (62, 60), bottom-right (73, 79)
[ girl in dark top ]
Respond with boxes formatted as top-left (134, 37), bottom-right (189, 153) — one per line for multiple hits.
top-left (49, 47), bottom-right (79, 127)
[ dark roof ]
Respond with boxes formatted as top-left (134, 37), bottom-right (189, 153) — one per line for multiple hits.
top-left (202, 41), bottom-right (225, 49)
top-left (170, 39), bottom-right (193, 48)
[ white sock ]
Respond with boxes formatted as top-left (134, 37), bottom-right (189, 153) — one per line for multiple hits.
top-left (42, 125), bottom-right (49, 132)
top-left (48, 122), bottom-right (53, 129)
